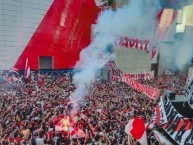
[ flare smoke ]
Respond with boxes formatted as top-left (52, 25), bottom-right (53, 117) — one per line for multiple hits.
top-left (72, 0), bottom-right (158, 100)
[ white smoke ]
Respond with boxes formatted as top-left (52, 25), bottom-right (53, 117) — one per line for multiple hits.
top-left (175, 37), bottom-right (193, 70)
top-left (72, 0), bottom-right (158, 101)
top-left (160, 33), bottom-right (193, 71)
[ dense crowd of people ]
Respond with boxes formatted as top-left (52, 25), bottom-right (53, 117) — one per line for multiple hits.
top-left (0, 71), bottom-right (187, 145)
top-left (139, 75), bottom-right (187, 96)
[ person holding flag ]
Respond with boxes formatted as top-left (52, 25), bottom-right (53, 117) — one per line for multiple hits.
top-left (125, 116), bottom-right (148, 145)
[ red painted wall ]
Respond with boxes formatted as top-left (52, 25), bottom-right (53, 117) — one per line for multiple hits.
top-left (14, 0), bottom-right (100, 70)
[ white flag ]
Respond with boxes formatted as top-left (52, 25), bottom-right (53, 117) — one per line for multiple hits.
top-left (24, 58), bottom-right (30, 78)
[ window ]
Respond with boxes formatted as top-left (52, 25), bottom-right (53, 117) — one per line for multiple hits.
top-left (39, 56), bottom-right (53, 69)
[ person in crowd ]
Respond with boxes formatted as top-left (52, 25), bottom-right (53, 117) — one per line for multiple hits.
top-left (0, 71), bottom-right (187, 145)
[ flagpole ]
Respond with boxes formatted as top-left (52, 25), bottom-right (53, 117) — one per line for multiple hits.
top-left (128, 135), bottom-right (131, 145)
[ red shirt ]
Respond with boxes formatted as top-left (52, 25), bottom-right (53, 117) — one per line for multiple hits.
top-left (122, 109), bottom-right (127, 113)
top-left (39, 80), bottom-right (44, 88)
top-left (13, 137), bottom-right (22, 145)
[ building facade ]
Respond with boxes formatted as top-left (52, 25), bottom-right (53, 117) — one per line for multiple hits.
top-left (0, 0), bottom-right (53, 70)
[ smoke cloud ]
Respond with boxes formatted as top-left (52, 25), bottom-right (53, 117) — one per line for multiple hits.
top-left (175, 40), bottom-right (193, 71)
top-left (160, 32), bottom-right (193, 72)
top-left (72, 0), bottom-right (159, 101)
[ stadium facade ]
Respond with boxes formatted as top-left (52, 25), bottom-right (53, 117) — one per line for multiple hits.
top-left (0, 0), bottom-right (193, 75)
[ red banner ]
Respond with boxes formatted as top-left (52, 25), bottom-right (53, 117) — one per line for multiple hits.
top-left (122, 75), bottom-right (160, 100)
top-left (115, 36), bottom-right (149, 52)
top-left (107, 62), bottom-right (160, 99)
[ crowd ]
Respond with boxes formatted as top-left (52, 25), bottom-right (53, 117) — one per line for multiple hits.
top-left (139, 75), bottom-right (187, 96)
top-left (0, 71), bottom-right (187, 145)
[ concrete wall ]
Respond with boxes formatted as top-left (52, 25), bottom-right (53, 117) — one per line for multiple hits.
top-left (176, 4), bottom-right (193, 33)
top-left (188, 66), bottom-right (193, 77)
top-left (114, 19), bottom-right (156, 73)
top-left (0, 0), bottom-right (53, 70)
top-left (158, 3), bottom-right (193, 75)
top-left (113, 0), bottom-right (157, 73)
top-left (159, 26), bottom-right (193, 75)
top-left (158, 42), bottom-right (174, 75)
top-left (180, 26), bottom-right (193, 71)
top-left (115, 46), bottom-right (152, 73)
top-left (158, 17), bottom-right (177, 75)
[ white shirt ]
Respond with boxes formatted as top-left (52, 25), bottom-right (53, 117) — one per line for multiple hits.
top-left (35, 137), bottom-right (44, 145)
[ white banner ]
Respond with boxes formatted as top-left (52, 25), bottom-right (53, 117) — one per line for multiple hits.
top-left (111, 70), bottom-right (154, 81)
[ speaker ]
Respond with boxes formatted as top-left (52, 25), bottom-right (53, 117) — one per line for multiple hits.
top-left (165, 90), bottom-right (176, 100)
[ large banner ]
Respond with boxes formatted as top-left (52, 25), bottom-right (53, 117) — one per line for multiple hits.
top-left (154, 96), bottom-right (193, 145)
top-left (122, 75), bottom-right (160, 100)
top-left (115, 36), bottom-right (150, 52)
top-left (107, 62), bottom-right (159, 99)
top-left (111, 64), bottom-right (154, 81)
top-left (122, 71), bottom-right (154, 81)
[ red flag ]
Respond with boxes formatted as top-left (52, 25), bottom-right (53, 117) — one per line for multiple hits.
top-left (24, 58), bottom-right (30, 78)
top-left (125, 118), bottom-right (148, 145)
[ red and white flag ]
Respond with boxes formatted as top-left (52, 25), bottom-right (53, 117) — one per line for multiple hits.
top-left (9, 67), bottom-right (19, 74)
top-left (125, 118), bottom-right (148, 145)
top-left (24, 58), bottom-right (30, 78)
top-left (55, 116), bottom-right (70, 132)
top-left (70, 127), bottom-right (86, 139)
